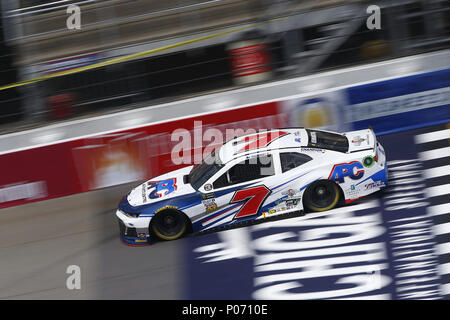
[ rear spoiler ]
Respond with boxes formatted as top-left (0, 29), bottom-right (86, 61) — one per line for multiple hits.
top-left (345, 127), bottom-right (377, 153)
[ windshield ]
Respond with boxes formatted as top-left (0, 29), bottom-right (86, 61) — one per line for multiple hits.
top-left (306, 129), bottom-right (349, 152)
top-left (188, 150), bottom-right (224, 190)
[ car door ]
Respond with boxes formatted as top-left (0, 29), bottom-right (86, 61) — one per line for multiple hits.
top-left (277, 151), bottom-right (314, 210)
top-left (198, 153), bottom-right (276, 228)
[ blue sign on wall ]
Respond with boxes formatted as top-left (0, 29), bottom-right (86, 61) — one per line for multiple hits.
top-left (344, 68), bottom-right (450, 135)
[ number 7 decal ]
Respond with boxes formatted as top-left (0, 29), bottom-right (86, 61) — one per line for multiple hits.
top-left (230, 185), bottom-right (271, 219)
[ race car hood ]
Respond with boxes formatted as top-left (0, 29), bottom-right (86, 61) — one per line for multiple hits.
top-left (345, 129), bottom-right (376, 153)
top-left (127, 165), bottom-right (195, 207)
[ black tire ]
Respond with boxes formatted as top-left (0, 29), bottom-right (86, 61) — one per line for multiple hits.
top-left (151, 210), bottom-right (188, 241)
top-left (303, 180), bottom-right (340, 212)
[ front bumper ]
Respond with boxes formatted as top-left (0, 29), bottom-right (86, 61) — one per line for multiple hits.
top-left (116, 209), bottom-right (152, 246)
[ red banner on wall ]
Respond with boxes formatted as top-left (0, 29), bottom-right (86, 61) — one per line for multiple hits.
top-left (0, 102), bottom-right (286, 209)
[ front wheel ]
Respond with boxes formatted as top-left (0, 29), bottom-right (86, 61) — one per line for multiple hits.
top-left (303, 180), bottom-right (340, 212)
top-left (151, 210), bottom-right (188, 241)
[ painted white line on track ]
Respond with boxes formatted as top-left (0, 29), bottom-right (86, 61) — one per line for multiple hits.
top-left (441, 283), bottom-right (450, 295)
top-left (423, 165), bottom-right (450, 179)
top-left (252, 243), bottom-right (387, 266)
top-left (415, 129), bottom-right (450, 144)
top-left (428, 203), bottom-right (450, 216)
top-left (419, 147), bottom-right (450, 161)
top-left (254, 263), bottom-right (390, 286)
top-left (255, 252), bottom-right (386, 272)
top-left (427, 184), bottom-right (450, 198)
top-left (433, 222), bottom-right (450, 236)
top-left (436, 242), bottom-right (450, 255)
top-left (439, 263), bottom-right (450, 276)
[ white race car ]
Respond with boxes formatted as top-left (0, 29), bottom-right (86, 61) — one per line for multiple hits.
top-left (116, 127), bottom-right (388, 245)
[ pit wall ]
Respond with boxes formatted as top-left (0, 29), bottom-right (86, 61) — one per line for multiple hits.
top-left (0, 55), bottom-right (448, 209)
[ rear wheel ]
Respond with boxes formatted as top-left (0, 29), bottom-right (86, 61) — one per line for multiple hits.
top-left (151, 210), bottom-right (188, 241)
top-left (304, 180), bottom-right (340, 212)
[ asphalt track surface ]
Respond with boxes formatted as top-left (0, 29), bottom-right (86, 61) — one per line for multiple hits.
top-left (0, 124), bottom-right (448, 299)
top-left (0, 183), bottom-right (186, 299)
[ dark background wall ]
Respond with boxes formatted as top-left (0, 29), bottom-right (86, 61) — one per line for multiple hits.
top-left (0, 3), bottom-right (23, 124)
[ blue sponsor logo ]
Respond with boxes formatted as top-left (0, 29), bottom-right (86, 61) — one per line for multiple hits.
top-left (148, 178), bottom-right (177, 199)
top-left (329, 161), bottom-right (365, 184)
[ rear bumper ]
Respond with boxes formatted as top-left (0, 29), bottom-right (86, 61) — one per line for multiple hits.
top-left (377, 142), bottom-right (388, 187)
top-left (116, 209), bottom-right (152, 246)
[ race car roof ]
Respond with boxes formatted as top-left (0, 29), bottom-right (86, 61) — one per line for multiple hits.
top-left (218, 128), bottom-right (309, 164)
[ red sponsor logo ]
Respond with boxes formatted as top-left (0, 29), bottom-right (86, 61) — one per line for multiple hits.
top-left (231, 185), bottom-right (271, 219)
top-left (229, 44), bottom-right (271, 77)
top-left (236, 130), bottom-right (288, 153)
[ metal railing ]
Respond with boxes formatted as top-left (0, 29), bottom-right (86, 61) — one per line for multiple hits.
top-left (9, 0), bottom-right (104, 17)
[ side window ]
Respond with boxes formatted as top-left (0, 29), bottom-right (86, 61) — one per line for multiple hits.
top-left (213, 154), bottom-right (274, 188)
top-left (212, 172), bottom-right (228, 189)
top-left (280, 152), bottom-right (312, 173)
